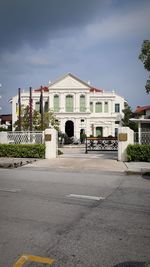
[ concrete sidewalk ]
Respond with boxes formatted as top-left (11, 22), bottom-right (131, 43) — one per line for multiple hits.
top-left (124, 161), bottom-right (150, 175)
top-left (0, 145), bottom-right (150, 174)
top-left (22, 157), bottom-right (126, 173)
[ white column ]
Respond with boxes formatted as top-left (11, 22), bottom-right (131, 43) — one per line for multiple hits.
top-left (138, 122), bottom-right (141, 144)
top-left (86, 119), bottom-right (91, 137)
top-left (86, 93), bottom-right (90, 112)
top-left (60, 119), bottom-right (65, 134)
top-left (49, 94), bottom-right (53, 110)
top-left (118, 127), bottom-right (134, 161)
top-left (45, 128), bottom-right (57, 159)
top-left (74, 118), bottom-right (80, 139)
top-left (12, 97), bottom-right (18, 131)
top-left (60, 93), bottom-right (65, 112)
top-left (75, 93), bottom-right (79, 112)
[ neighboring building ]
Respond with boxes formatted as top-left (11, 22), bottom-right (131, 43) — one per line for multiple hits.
top-left (131, 105), bottom-right (150, 131)
top-left (135, 105), bottom-right (150, 119)
top-left (0, 114), bottom-right (12, 130)
top-left (130, 105), bottom-right (150, 144)
top-left (11, 73), bottom-right (126, 138)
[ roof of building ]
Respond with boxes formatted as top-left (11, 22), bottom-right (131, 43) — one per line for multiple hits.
top-left (90, 87), bottom-right (103, 92)
top-left (135, 105), bottom-right (150, 113)
top-left (0, 114), bottom-right (12, 121)
top-left (34, 85), bottom-right (103, 93)
top-left (34, 86), bottom-right (49, 92)
top-left (48, 73), bottom-right (92, 89)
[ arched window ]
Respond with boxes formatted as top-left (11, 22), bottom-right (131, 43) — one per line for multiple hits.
top-left (95, 102), bottom-right (102, 113)
top-left (53, 95), bottom-right (59, 112)
top-left (80, 95), bottom-right (86, 112)
top-left (66, 95), bottom-right (73, 112)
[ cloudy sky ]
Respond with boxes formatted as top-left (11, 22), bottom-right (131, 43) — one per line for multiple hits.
top-left (0, 0), bottom-right (150, 113)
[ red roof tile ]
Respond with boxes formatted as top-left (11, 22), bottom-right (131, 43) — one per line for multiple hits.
top-left (90, 87), bottom-right (103, 92)
top-left (0, 114), bottom-right (12, 122)
top-left (34, 86), bottom-right (49, 92)
top-left (135, 105), bottom-right (150, 113)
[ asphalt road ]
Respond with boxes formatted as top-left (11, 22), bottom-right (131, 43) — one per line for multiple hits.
top-left (0, 167), bottom-right (150, 267)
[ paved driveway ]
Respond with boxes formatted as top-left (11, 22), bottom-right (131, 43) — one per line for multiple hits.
top-left (24, 146), bottom-right (126, 173)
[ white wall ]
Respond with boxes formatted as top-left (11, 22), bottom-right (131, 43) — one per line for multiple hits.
top-left (118, 127), bottom-right (134, 161)
top-left (11, 74), bottom-right (126, 138)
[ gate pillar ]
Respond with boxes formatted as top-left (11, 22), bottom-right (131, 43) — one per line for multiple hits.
top-left (118, 127), bottom-right (134, 161)
top-left (45, 127), bottom-right (57, 159)
top-left (0, 132), bottom-right (8, 144)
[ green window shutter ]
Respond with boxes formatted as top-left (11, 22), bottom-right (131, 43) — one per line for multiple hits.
top-left (90, 102), bottom-right (93, 112)
top-left (95, 102), bottom-right (102, 113)
top-left (54, 95), bottom-right (59, 112)
top-left (80, 95), bottom-right (86, 112)
top-left (104, 102), bottom-right (108, 113)
top-left (66, 95), bottom-right (73, 112)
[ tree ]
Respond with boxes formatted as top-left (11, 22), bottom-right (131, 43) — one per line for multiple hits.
top-left (14, 106), bottom-right (59, 131)
top-left (139, 40), bottom-right (150, 93)
top-left (122, 103), bottom-right (138, 132)
top-left (37, 110), bottom-right (59, 131)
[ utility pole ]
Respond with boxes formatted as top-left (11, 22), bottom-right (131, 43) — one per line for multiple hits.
top-left (29, 87), bottom-right (33, 131)
top-left (18, 88), bottom-right (22, 131)
top-left (40, 86), bottom-right (44, 130)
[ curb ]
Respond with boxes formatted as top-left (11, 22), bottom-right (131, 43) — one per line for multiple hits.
top-left (0, 159), bottom-right (37, 169)
top-left (125, 168), bottom-right (150, 175)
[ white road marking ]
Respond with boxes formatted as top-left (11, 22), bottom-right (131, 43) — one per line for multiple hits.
top-left (0, 188), bottom-right (21, 193)
top-left (66, 194), bottom-right (105, 201)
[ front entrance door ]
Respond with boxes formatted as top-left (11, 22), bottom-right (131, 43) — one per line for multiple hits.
top-left (65, 120), bottom-right (74, 137)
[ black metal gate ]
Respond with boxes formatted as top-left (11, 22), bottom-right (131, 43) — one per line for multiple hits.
top-left (85, 137), bottom-right (118, 153)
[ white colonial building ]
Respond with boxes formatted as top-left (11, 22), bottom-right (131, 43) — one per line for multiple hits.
top-left (11, 73), bottom-right (126, 138)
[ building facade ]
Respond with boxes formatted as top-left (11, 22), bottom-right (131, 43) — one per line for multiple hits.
top-left (11, 73), bottom-right (126, 138)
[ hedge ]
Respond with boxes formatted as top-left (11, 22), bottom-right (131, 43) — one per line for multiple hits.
top-left (0, 144), bottom-right (45, 158)
top-left (126, 144), bottom-right (150, 162)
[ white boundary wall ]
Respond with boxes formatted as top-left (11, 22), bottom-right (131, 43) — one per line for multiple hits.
top-left (0, 132), bottom-right (8, 143)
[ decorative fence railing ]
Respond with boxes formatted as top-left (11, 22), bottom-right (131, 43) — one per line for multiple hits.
top-left (7, 131), bottom-right (44, 144)
top-left (85, 137), bottom-right (118, 153)
top-left (134, 132), bottom-right (150, 145)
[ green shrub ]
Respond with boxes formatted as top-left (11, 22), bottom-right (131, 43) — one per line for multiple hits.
top-left (58, 149), bottom-right (63, 155)
top-left (0, 144), bottom-right (45, 158)
top-left (126, 144), bottom-right (150, 162)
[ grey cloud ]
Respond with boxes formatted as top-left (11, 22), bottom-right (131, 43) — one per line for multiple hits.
top-left (0, 0), bottom-right (105, 53)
